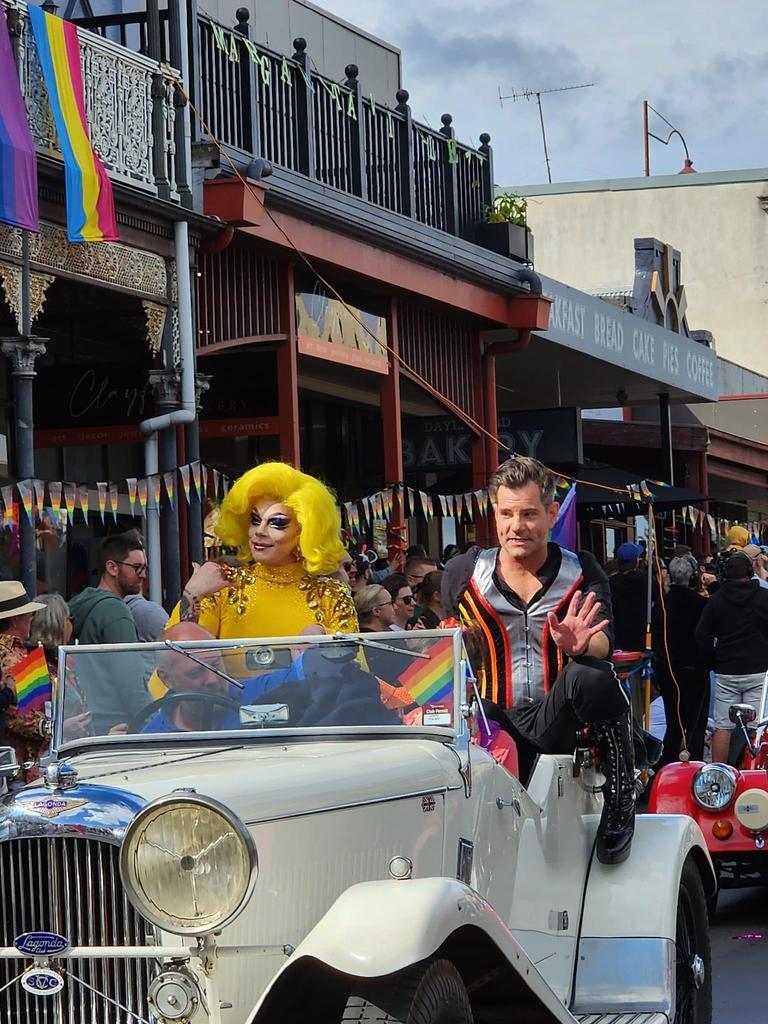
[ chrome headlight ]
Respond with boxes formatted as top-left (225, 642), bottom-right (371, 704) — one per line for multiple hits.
top-left (120, 793), bottom-right (257, 936)
top-left (692, 764), bottom-right (737, 811)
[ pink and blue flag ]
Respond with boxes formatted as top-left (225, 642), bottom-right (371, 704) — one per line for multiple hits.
top-left (28, 6), bottom-right (117, 243)
top-left (551, 483), bottom-right (577, 552)
top-left (0, 7), bottom-right (39, 231)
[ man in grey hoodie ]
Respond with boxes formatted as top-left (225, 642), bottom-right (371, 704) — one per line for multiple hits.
top-left (69, 533), bottom-right (150, 733)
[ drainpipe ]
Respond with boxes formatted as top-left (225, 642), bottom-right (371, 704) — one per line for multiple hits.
top-left (139, 219), bottom-right (196, 605)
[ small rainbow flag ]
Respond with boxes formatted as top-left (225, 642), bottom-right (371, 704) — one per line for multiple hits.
top-left (13, 646), bottom-right (51, 715)
top-left (28, 6), bottom-right (117, 243)
top-left (398, 637), bottom-right (454, 707)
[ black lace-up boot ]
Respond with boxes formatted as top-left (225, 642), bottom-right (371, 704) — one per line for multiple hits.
top-left (593, 713), bottom-right (635, 865)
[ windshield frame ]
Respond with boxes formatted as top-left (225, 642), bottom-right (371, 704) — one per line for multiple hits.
top-left (52, 628), bottom-right (466, 757)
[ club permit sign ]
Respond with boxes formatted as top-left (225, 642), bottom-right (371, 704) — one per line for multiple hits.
top-left (538, 275), bottom-right (718, 401)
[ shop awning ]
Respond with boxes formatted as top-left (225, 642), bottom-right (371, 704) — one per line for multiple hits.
top-left (563, 464), bottom-right (707, 515)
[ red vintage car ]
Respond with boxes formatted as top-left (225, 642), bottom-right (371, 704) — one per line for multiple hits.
top-left (648, 677), bottom-right (768, 913)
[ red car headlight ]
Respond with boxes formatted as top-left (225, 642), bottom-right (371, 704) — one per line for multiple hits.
top-left (692, 764), bottom-right (737, 811)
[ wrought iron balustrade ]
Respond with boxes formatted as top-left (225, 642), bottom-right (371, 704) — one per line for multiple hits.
top-left (5, 0), bottom-right (184, 202)
top-left (66, 3), bottom-right (493, 234)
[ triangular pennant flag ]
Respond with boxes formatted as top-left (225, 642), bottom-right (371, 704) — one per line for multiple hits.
top-left (109, 483), bottom-right (119, 522)
top-left (126, 478), bottom-right (138, 517)
top-left (191, 461), bottom-right (202, 501)
top-left (438, 495), bottom-right (448, 517)
top-left (150, 474), bottom-right (162, 511)
top-left (0, 485), bottom-right (12, 526)
top-left (77, 484), bottom-right (89, 522)
top-left (464, 493), bottom-right (474, 522)
top-left (48, 481), bottom-right (62, 513)
top-left (136, 478), bottom-right (148, 518)
top-left (212, 468), bottom-right (221, 499)
top-left (407, 488), bottom-right (415, 517)
top-left (179, 465), bottom-right (192, 504)
top-left (96, 482), bottom-right (108, 524)
top-left (32, 480), bottom-right (45, 511)
top-left (17, 480), bottom-right (34, 525)
top-left (201, 464), bottom-right (210, 497)
top-left (163, 471), bottom-right (176, 509)
top-left (222, 475), bottom-right (231, 496)
top-left (63, 483), bottom-right (76, 524)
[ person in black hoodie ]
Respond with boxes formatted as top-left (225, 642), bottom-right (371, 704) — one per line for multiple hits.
top-left (695, 551), bottom-right (768, 763)
top-left (655, 555), bottom-right (709, 763)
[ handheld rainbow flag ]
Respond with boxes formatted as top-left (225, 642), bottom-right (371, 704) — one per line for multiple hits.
top-left (13, 646), bottom-right (51, 714)
top-left (397, 637), bottom-right (455, 706)
top-left (0, 7), bottom-right (39, 231)
top-left (27, 6), bottom-right (117, 243)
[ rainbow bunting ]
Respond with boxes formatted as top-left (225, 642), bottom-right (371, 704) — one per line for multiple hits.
top-left (397, 637), bottom-right (455, 707)
top-left (13, 646), bottom-right (51, 714)
top-left (0, 7), bottom-right (39, 231)
top-left (96, 481), bottom-right (107, 523)
top-left (163, 470), bottom-right (175, 509)
top-left (27, 6), bottom-right (117, 243)
top-left (109, 482), bottom-right (119, 522)
top-left (179, 464), bottom-right (191, 504)
top-left (136, 478), bottom-right (148, 517)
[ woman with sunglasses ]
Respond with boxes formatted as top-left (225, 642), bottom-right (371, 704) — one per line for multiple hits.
top-left (174, 463), bottom-right (357, 638)
top-left (380, 574), bottom-right (418, 631)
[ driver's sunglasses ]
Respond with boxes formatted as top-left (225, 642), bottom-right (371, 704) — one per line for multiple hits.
top-left (115, 560), bottom-right (148, 576)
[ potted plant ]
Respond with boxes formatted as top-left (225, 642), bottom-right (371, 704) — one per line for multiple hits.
top-left (475, 193), bottom-right (534, 264)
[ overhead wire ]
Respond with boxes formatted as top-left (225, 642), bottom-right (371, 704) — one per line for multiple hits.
top-left (175, 73), bottom-right (696, 756)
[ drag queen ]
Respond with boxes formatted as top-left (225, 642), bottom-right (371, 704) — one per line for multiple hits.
top-left (178, 463), bottom-right (357, 637)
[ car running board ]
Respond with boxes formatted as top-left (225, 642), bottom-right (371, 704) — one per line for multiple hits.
top-left (574, 1014), bottom-right (668, 1024)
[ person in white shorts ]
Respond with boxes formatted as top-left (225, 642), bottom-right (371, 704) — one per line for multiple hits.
top-left (695, 551), bottom-right (768, 763)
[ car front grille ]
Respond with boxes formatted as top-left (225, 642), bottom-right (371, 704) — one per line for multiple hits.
top-left (0, 837), bottom-right (156, 1023)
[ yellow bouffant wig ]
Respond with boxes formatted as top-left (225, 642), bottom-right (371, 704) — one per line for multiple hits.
top-left (215, 462), bottom-right (346, 576)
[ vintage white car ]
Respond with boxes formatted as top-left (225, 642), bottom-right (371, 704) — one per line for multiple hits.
top-left (0, 629), bottom-right (714, 1024)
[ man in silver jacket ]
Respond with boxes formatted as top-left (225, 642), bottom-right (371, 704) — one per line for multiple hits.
top-left (443, 456), bottom-right (633, 864)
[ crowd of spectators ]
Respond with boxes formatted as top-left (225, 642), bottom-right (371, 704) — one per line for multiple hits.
top-left (605, 524), bottom-right (768, 766)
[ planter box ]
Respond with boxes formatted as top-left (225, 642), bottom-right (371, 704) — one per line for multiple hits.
top-left (475, 222), bottom-right (534, 264)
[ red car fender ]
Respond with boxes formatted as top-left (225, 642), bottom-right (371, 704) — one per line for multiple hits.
top-left (648, 760), bottom-right (704, 815)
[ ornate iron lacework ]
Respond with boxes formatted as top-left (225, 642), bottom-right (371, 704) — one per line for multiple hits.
top-left (0, 223), bottom-right (167, 299)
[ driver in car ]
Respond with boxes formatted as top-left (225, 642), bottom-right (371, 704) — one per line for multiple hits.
top-left (142, 623), bottom-right (231, 733)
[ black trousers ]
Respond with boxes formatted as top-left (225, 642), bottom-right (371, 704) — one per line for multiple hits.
top-left (483, 657), bottom-right (630, 780)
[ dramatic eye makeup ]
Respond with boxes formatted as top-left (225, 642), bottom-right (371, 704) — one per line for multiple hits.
top-left (250, 511), bottom-right (292, 530)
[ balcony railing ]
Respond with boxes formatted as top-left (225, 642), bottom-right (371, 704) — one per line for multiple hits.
top-left (194, 11), bottom-right (493, 239)
top-left (74, 3), bottom-right (494, 239)
top-left (6, 0), bottom-right (184, 202)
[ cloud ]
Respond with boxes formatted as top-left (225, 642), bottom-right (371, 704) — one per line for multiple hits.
top-left (313, 0), bottom-right (768, 183)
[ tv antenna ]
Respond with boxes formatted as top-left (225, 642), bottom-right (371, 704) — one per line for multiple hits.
top-left (499, 82), bottom-right (594, 183)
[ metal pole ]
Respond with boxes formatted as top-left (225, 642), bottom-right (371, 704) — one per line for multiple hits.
top-left (644, 504), bottom-right (654, 730)
top-left (658, 392), bottom-right (674, 484)
top-left (643, 100), bottom-right (650, 176)
top-left (144, 433), bottom-right (162, 606)
top-left (535, 93), bottom-right (552, 184)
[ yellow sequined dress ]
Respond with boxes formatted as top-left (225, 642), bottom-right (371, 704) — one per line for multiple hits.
top-left (171, 562), bottom-right (358, 639)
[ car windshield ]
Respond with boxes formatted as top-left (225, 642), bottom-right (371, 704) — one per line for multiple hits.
top-left (54, 629), bottom-right (463, 748)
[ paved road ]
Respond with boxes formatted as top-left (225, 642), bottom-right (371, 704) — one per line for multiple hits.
top-left (712, 886), bottom-right (768, 1023)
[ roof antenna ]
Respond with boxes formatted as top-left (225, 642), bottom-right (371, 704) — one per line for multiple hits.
top-left (499, 82), bottom-right (594, 184)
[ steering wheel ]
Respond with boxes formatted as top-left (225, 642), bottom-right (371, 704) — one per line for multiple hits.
top-left (128, 691), bottom-right (240, 733)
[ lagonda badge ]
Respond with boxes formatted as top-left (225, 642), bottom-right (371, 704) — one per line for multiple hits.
top-left (15, 932), bottom-right (70, 957)
top-left (16, 796), bottom-right (87, 819)
top-left (20, 967), bottom-right (64, 996)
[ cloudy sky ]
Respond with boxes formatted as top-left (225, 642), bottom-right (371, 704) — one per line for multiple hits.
top-left (315, 0), bottom-right (766, 187)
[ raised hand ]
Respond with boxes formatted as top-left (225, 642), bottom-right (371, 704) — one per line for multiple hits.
top-left (546, 590), bottom-right (609, 658)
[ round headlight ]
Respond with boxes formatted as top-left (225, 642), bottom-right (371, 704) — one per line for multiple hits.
top-left (120, 793), bottom-right (257, 936)
top-left (692, 764), bottom-right (737, 811)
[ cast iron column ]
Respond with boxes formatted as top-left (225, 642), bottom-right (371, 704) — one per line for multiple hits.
top-left (185, 372), bottom-right (211, 567)
top-left (149, 369), bottom-right (181, 608)
top-left (2, 337), bottom-right (46, 595)
top-left (659, 392), bottom-right (674, 484)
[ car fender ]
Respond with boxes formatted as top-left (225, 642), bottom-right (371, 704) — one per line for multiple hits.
top-left (648, 759), bottom-right (703, 815)
top-left (571, 813), bottom-right (714, 1015)
top-left (245, 877), bottom-right (575, 1024)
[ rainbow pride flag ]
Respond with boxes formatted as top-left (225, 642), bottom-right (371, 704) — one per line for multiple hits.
top-left (28, 6), bottom-right (117, 243)
top-left (0, 7), bottom-right (39, 231)
top-left (13, 645), bottom-right (51, 714)
top-left (398, 637), bottom-right (455, 706)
